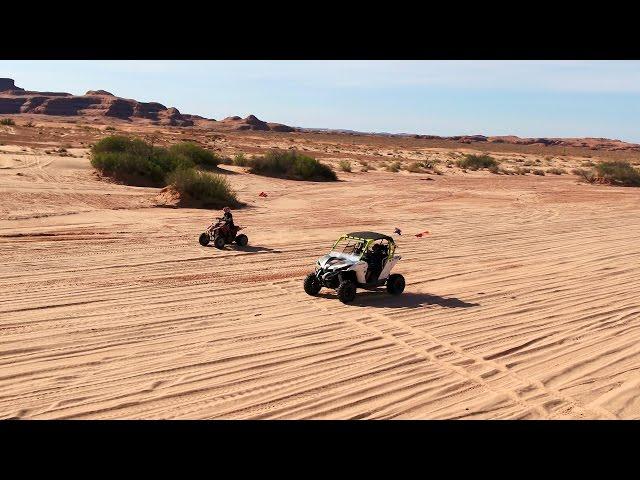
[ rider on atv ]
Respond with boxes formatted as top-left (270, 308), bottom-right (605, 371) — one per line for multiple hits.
top-left (219, 207), bottom-right (234, 235)
top-left (199, 206), bottom-right (248, 249)
top-left (220, 207), bottom-right (234, 232)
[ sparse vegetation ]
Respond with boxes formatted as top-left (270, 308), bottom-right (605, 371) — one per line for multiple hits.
top-left (91, 135), bottom-right (220, 187)
top-left (168, 142), bottom-right (221, 169)
top-left (167, 168), bottom-right (238, 208)
top-left (407, 161), bottom-right (425, 173)
top-left (105, 126), bottom-right (116, 131)
top-left (572, 161), bottom-right (640, 187)
top-left (572, 168), bottom-right (597, 183)
top-left (456, 154), bottom-right (499, 171)
top-left (547, 167), bottom-right (566, 175)
top-left (594, 161), bottom-right (640, 187)
top-left (338, 160), bottom-right (352, 172)
top-left (231, 153), bottom-right (251, 167)
top-left (386, 161), bottom-right (402, 172)
top-left (249, 150), bottom-right (337, 181)
top-left (532, 169), bottom-right (546, 176)
top-left (0, 118), bottom-right (15, 126)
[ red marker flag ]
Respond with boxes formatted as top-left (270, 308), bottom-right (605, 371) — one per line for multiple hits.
top-left (415, 230), bottom-right (430, 238)
top-left (259, 192), bottom-right (268, 197)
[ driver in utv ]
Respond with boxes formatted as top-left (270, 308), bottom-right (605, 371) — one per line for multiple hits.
top-left (364, 243), bottom-right (386, 283)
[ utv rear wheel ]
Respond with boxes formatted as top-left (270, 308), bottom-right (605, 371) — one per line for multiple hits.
top-left (235, 234), bottom-right (248, 247)
top-left (199, 233), bottom-right (210, 246)
top-left (337, 280), bottom-right (357, 304)
top-left (303, 273), bottom-right (321, 296)
top-left (386, 274), bottom-right (405, 295)
top-left (213, 235), bottom-right (226, 249)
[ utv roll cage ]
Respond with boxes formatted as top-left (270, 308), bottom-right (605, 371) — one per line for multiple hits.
top-left (331, 231), bottom-right (396, 261)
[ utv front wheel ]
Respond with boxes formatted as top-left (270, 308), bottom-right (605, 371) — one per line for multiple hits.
top-left (386, 274), bottom-right (405, 295)
top-left (337, 280), bottom-right (357, 304)
top-left (199, 233), bottom-right (210, 246)
top-left (213, 235), bottom-right (226, 249)
top-left (303, 273), bottom-right (321, 296)
top-left (235, 234), bottom-right (248, 247)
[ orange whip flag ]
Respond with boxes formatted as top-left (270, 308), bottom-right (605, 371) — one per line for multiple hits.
top-left (415, 230), bottom-right (430, 238)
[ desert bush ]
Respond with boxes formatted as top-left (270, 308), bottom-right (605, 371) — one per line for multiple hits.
top-left (456, 154), bottom-right (499, 171)
top-left (386, 161), bottom-right (402, 172)
top-left (91, 136), bottom-right (195, 186)
top-left (532, 169), bottom-right (546, 176)
top-left (232, 153), bottom-right (251, 167)
top-left (407, 161), bottom-right (424, 173)
top-left (0, 118), bottom-right (15, 126)
top-left (488, 165), bottom-right (501, 174)
top-left (167, 168), bottom-right (238, 208)
top-left (338, 159), bottom-right (352, 172)
top-left (571, 168), bottom-right (596, 183)
top-left (594, 161), bottom-right (640, 186)
top-left (168, 142), bottom-right (221, 168)
top-left (547, 167), bottom-right (566, 175)
top-left (249, 150), bottom-right (337, 181)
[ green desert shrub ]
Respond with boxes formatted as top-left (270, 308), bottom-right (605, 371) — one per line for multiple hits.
top-left (91, 136), bottom-right (210, 186)
top-left (532, 169), bottom-right (546, 176)
top-left (167, 168), bottom-right (238, 208)
top-left (249, 150), bottom-right (337, 181)
top-left (338, 160), bottom-right (352, 172)
top-left (0, 118), bottom-right (15, 126)
top-left (232, 153), bottom-right (251, 167)
top-left (594, 161), bottom-right (640, 186)
top-left (547, 167), bottom-right (566, 175)
top-left (456, 154), bottom-right (499, 171)
top-left (572, 168), bottom-right (596, 183)
top-left (168, 142), bottom-right (221, 168)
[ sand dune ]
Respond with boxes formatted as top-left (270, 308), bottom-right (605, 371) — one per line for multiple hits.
top-left (1, 132), bottom-right (640, 419)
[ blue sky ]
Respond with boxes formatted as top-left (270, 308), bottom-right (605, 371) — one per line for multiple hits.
top-left (2, 61), bottom-right (639, 142)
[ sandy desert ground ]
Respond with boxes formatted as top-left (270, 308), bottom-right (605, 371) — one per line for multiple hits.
top-left (1, 119), bottom-right (640, 419)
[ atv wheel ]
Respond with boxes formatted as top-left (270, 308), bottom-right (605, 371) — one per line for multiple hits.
top-left (235, 234), bottom-right (248, 247)
top-left (303, 273), bottom-right (321, 296)
top-left (213, 235), bottom-right (226, 249)
top-left (337, 280), bottom-right (357, 304)
top-left (386, 274), bottom-right (405, 295)
top-left (199, 233), bottom-right (210, 246)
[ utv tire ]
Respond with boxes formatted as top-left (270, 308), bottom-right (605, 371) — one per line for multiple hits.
top-left (337, 280), bottom-right (357, 304)
top-left (386, 274), bottom-right (405, 295)
top-left (235, 234), bottom-right (248, 247)
top-left (303, 273), bottom-right (321, 296)
top-left (213, 235), bottom-right (226, 249)
top-left (199, 233), bottom-right (210, 246)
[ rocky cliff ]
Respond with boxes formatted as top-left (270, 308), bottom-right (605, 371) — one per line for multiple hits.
top-left (0, 78), bottom-right (295, 131)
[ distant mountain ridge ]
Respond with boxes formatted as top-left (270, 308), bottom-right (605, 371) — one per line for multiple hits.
top-left (298, 128), bottom-right (640, 152)
top-left (0, 78), bottom-right (295, 132)
top-left (2, 78), bottom-right (638, 152)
